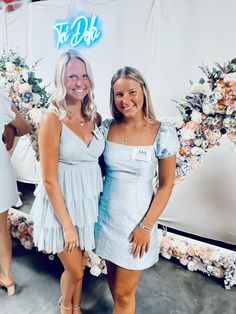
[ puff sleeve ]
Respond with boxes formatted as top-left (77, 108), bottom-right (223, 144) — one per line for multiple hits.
top-left (98, 118), bottom-right (114, 139)
top-left (154, 122), bottom-right (180, 159)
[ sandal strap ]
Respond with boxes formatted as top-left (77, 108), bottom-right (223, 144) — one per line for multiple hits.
top-left (72, 304), bottom-right (81, 309)
top-left (59, 296), bottom-right (72, 311)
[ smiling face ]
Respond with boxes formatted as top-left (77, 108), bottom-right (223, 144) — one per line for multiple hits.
top-left (64, 58), bottom-right (91, 104)
top-left (113, 78), bottom-right (144, 119)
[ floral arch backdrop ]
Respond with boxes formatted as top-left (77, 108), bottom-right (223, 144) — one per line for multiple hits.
top-left (1, 51), bottom-right (235, 288)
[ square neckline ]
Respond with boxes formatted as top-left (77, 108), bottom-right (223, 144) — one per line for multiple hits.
top-left (106, 120), bottom-right (162, 148)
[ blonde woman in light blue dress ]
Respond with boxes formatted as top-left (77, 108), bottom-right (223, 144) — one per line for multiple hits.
top-left (95, 67), bottom-right (179, 314)
top-left (0, 91), bottom-right (31, 296)
top-left (30, 50), bottom-right (104, 314)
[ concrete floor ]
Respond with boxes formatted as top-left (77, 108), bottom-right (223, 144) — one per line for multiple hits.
top-left (1, 184), bottom-right (236, 314)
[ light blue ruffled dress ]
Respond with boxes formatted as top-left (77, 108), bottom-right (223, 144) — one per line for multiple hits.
top-left (95, 119), bottom-right (179, 270)
top-left (30, 122), bottom-right (105, 254)
top-left (0, 94), bottom-right (18, 213)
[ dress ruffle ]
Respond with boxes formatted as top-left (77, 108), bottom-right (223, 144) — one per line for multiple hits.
top-left (31, 164), bottom-right (103, 254)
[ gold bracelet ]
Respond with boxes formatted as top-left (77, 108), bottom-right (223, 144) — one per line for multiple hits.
top-left (139, 221), bottom-right (152, 232)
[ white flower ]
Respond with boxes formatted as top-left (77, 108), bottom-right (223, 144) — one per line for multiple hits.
top-left (5, 61), bottom-right (15, 72)
top-left (207, 265), bottom-right (214, 273)
top-left (32, 93), bottom-right (41, 105)
top-left (178, 241), bottom-right (187, 255)
top-left (21, 70), bottom-right (28, 81)
top-left (180, 128), bottom-right (195, 140)
top-left (190, 83), bottom-right (211, 94)
top-left (191, 147), bottom-right (204, 156)
top-left (28, 107), bottom-right (47, 125)
top-left (202, 103), bottom-right (213, 115)
top-left (204, 129), bottom-right (221, 145)
top-left (90, 265), bottom-right (102, 277)
top-left (223, 72), bottom-right (236, 83)
top-left (187, 260), bottom-right (198, 272)
top-left (0, 76), bottom-right (5, 87)
top-left (88, 251), bottom-right (101, 266)
top-left (24, 240), bottom-right (34, 250)
top-left (223, 117), bottom-right (231, 128)
top-left (18, 82), bottom-right (32, 94)
top-left (208, 251), bottom-right (221, 262)
top-left (214, 91), bottom-right (223, 100)
top-left (22, 102), bottom-right (33, 110)
top-left (191, 111), bottom-right (202, 123)
top-left (20, 238), bottom-right (26, 246)
top-left (161, 252), bottom-right (172, 259)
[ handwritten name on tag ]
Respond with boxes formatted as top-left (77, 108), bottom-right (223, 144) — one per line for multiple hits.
top-left (132, 148), bottom-right (152, 162)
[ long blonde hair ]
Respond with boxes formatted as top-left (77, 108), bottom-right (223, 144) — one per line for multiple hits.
top-left (50, 50), bottom-right (96, 120)
top-left (110, 66), bottom-right (157, 122)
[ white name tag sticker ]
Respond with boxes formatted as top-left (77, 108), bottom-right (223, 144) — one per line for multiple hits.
top-left (93, 129), bottom-right (103, 140)
top-left (132, 148), bottom-right (152, 162)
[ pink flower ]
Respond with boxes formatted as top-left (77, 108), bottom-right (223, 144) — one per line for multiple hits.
top-left (189, 157), bottom-right (200, 170)
top-left (28, 225), bottom-right (34, 236)
top-left (10, 216), bottom-right (20, 226)
top-left (204, 129), bottom-right (222, 145)
top-left (198, 247), bottom-right (207, 258)
top-left (18, 222), bottom-right (27, 232)
top-left (18, 83), bottom-right (32, 94)
top-left (187, 244), bottom-right (195, 256)
top-left (212, 267), bottom-right (224, 278)
top-left (179, 257), bottom-right (188, 266)
top-left (185, 121), bottom-right (200, 131)
top-left (5, 62), bottom-right (15, 73)
top-left (161, 236), bottom-right (172, 252)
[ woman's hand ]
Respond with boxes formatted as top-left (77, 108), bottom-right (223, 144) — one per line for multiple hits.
top-left (63, 226), bottom-right (80, 253)
top-left (129, 227), bottom-right (151, 259)
top-left (3, 124), bottom-right (16, 151)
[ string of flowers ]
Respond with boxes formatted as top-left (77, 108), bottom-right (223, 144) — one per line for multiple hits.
top-left (8, 209), bottom-right (107, 276)
top-left (174, 58), bottom-right (236, 182)
top-left (158, 230), bottom-right (236, 290)
top-left (0, 50), bottom-right (50, 160)
top-left (7, 210), bottom-right (34, 250)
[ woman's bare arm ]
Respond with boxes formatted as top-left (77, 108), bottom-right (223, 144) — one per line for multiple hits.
top-left (10, 105), bottom-right (31, 136)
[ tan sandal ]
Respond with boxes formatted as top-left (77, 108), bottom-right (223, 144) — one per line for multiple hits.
top-left (0, 281), bottom-right (15, 296)
top-left (72, 304), bottom-right (81, 312)
top-left (59, 296), bottom-right (72, 312)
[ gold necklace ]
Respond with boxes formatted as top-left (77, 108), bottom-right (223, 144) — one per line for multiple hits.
top-left (122, 122), bottom-right (150, 142)
top-left (68, 110), bottom-right (85, 127)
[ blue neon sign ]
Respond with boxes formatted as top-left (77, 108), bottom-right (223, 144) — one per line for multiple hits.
top-left (53, 14), bottom-right (102, 49)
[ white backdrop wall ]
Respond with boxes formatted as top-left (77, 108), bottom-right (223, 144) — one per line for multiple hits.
top-left (1, 0), bottom-right (236, 244)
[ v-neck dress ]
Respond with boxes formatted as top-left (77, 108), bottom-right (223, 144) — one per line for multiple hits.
top-left (30, 121), bottom-right (105, 254)
top-left (95, 119), bottom-right (179, 270)
top-left (0, 93), bottom-right (18, 213)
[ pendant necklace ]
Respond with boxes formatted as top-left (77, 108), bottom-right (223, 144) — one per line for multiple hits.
top-left (68, 110), bottom-right (85, 127)
top-left (122, 122), bottom-right (149, 142)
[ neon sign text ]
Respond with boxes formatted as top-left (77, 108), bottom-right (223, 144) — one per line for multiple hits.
top-left (53, 15), bottom-right (102, 49)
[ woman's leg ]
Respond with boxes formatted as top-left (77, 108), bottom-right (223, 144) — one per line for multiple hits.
top-left (106, 260), bottom-right (117, 300)
top-left (58, 248), bottom-right (84, 314)
top-left (106, 261), bottom-right (143, 314)
top-left (0, 210), bottom-right (14, 287)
